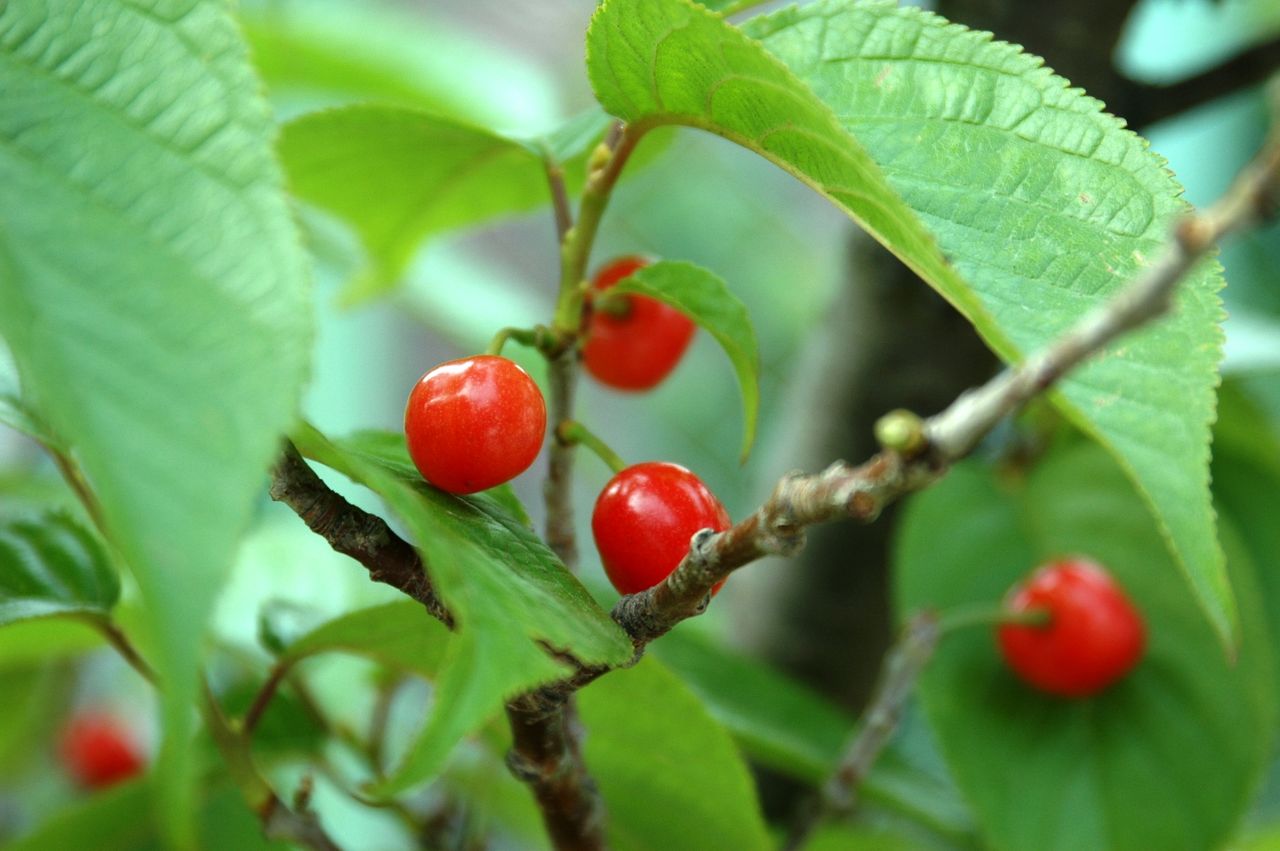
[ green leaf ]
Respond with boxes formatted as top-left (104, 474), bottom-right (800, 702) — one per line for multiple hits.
top-left (894, 442), bottom-right (1275, 851)
top-left (577, 656), bottom-right (772, 851)
top-left (239, 0), bottom-right (561, 128)
top-left (652, 628), bottom-right (976, 844)
top-left (280, 106), bottom-right (610, 303)
top-left (5, 777), bottom-right (289, 851)
top-left (0, 511), bottom-right (118, 625)
top-left (291, 424), bottom-right (632, 794)
top-left (5, 779), bottom-right (153, 851)
top-left (588, 0), bottom-right (1234, 647)
top-left (0, 2), bottom-right (312, 842)
top-left (650, 627), bottom-right (848, 782)
top-left (609, 261), bottom-right (760, 459)
top-left (1213, 383), bottom-right (1280, 686)
top-left (0, 617), bottom-right (106, 667)
top-left (801, 825), bottom-right (919, 851)
top-left (280, 600), bottom-right (450, 679)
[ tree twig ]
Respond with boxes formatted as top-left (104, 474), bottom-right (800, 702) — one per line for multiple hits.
top-left (269, 442), bottom-right (454, 629)
top-left (504, 695), bottom-right (604, 851)
top-left (513, 121), bottom-right (649, 851)
top-left (783, 612), bottom-right (941, 850)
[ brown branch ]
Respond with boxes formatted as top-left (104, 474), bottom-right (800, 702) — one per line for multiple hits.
top-left (269, 442), bottom-right (454, 629)
top-left (784, 612), bottom-right (941, 850)
top-left (611, 121), bottom-right (1280, 647)
top-left (504, 696), bottom-right (604, 851)
top-left (543, 350), bottom-right (582, 572)
top-left (1126, 36), bottom-right (1280, 129)
top-left (93, 619), bottom-right (158, 684)
top-left (260, 778), bottom-right (344, 851)
top-left (508, 121), bottom-right (652, 851)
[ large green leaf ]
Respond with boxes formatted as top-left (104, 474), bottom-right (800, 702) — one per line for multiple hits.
top-left (652, 628), bottom-right (975, 844)
top-left (291, 425), bottom-right (632, 794)
top-left (588, 0), bottom-right (1233, 646)
top-left (0, 512), bottom-right (118, 625)
top-left (280, 106), bottom-right (611, 303)
top-left (0, 2), bottom-right (311, 841)
top-left (1213, 383), bottom-right (1280, 685)
top-left (609, 261), bottom-right (760, 459)
top-left (577, 656), bottom-right (771, 851)
top-left (894, 442), bottom-right (1274, 851)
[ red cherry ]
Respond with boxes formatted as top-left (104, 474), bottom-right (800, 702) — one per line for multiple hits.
top-left (592, 461), bottom-right (731, 595)
top-left (405, 355), bottom-right (547, 494)
top-left (58, 711), bottom-right (144, 790)
top-left (583, 256), bottom-right (696, 391)
top-left (997, 558), bottom-right (1146, 698)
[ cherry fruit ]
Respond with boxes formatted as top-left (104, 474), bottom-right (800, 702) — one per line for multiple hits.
top-left (58, 711), bottom-right (144, 790)
top-left (997, 558), bottom-right (1146, 698)
top-left (592, 461), bottom-right (731, 595)
top-left (583, 256), bottom-right (696, 391)
top-left (405, 355), bottom-right (547, 494)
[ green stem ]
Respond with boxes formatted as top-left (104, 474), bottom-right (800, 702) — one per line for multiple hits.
top-left (557, 420), bottom-right (627, 475)
top-left (551, 122), bottom-right (650, 335)
top-left (486, 326), bottom-right (543, 357)
top-left (937, 602), bottom-right (1050, 635)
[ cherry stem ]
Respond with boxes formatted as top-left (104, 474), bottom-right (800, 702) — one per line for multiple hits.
top-left (556, 420), bottom-right (627, 475)
top-left (937, 602), bottom-right (1051, 635)
top-left (486, 325), bottom-right (551, 357)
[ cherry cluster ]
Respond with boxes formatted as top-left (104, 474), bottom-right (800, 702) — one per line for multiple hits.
top-left (402, 255), bottom-right (1148, 699)
top-left (404, 257), bottom-right (725, 596)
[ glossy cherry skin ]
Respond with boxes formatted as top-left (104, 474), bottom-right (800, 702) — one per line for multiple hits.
top-left (997, 558), bottom-right (1146, 698)
top-left (592, 461), bottom-right (731, 595)
top-left (405, 355), bottom-right (547, 494)
top-left (583, 256), bottom-right (696, 391)
top-left (58, 712), bottom-right (144, 790)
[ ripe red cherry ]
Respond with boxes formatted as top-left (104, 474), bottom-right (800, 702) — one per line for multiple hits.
top-left (997, 558), bottom-right (1146, 698)
top-left (592, 461), bottom-right (731, 595)
top-left (404, 355), bottom-right (547, 494)
top-left (58, 711), bottom-right (144, 790)
top-left (582, 256), bottom-right (696, 391)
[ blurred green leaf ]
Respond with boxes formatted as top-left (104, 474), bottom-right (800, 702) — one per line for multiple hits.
top-left (281, 106), bottom-right (609, 303)
top-left (895, 442), bottom-right (1274, 851)
top-left (240, 0), bottom-right (560, 127)
top-left (280, 601), bottom-right (450, 679)
top-left (0, 512), bottom-right (117, 626)
top-left (5, 779), bottom-right (152, 851)
top-left (1213, 383), bottom-right (1280, 685)
top-left (0, 2), bottom-right (311, 841)
top-left (609, 262), bottom-right (760, 459)
top-left (292, 425), bottom-right (631, 795)
top-left (589, 0), bottom-right (1234, 647)
top-left (653, 628), bottom-right (976, 843)
top-left (651, 627), bottom-right (848, 782)
top-left (0, 666), bottom-right (65, 774)
top-left (578, 657), bottom-right (771, 851)
top-left (802, 825), bottom-right (919, 851)
top-left (0, 618), bottom-right (105, 667)
top-left (5, 777), bottom-right (289, 851)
